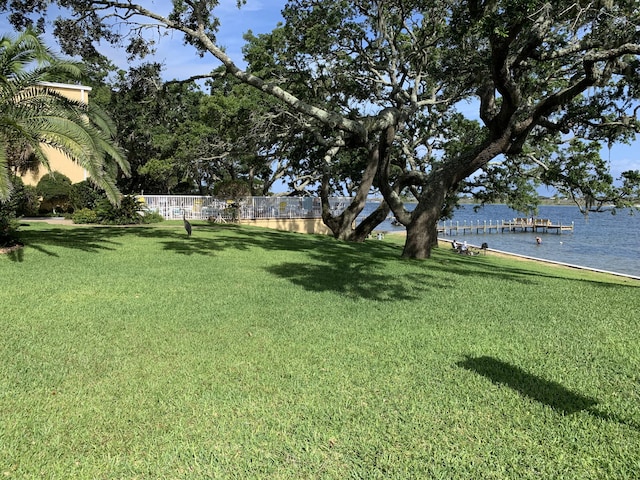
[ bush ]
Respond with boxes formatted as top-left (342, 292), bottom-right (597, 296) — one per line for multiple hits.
top-left (16, 184), bottom-right (40, 216)
top-left (71, 196), bottom-right (163, 225)
top-left (37, 172), bottom-right (72, 214)
top-left (0, 177), bottom-right (37, 245)
top-left (8, 177), bottom-right (40, 216)
top-left (140, 210), bottom-right (164, 224)
top-left (0, 204), bottom-right (19, 247)
top-left (70, 180), bottom-right (104, 211)
top-left (95, 195), bottom-right (145, 225)
top-left (72, 208), bottom-right (98, 224)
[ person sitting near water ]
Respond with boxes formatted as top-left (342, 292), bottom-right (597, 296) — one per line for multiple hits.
top-left (460, 241), bottom-right (469, 253)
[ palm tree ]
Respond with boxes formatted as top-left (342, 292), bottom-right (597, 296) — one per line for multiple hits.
top-left (0, 28), bottom-right (130, 203)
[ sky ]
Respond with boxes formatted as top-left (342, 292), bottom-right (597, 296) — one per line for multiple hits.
top-left (110, 0), bottom-right (289, 80)
top-left (0, 0), bottom-right (637, 185)
top-left (0, 1), bottom-right (288, 77)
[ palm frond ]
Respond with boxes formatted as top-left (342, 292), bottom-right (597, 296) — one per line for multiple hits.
top-left (0, 28), bottom-right (129, 202)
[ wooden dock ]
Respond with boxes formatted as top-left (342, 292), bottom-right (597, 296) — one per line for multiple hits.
top-left (437, 218), bottom-right (574, 236)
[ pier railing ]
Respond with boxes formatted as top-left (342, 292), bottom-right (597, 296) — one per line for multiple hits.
top-left (437, 218), bottom-right (574, 235)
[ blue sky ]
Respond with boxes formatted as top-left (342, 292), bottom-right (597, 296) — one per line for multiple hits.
top-left (1, 1), bottom-right (637, 183)
top-left (114, 0), bottom-right (289, 80)
top-left (0, 1), bottom-right (287, 77)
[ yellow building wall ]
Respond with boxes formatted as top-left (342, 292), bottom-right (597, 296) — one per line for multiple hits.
top-left (19, 82), bottom-right (92, 187)
top-left (239, 217), bottom-right (332, 235)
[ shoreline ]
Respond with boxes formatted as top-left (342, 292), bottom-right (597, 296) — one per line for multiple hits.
top-left (437, 237), bottom-right (640, 281)
top-left (381, 230), bottom-right (640, 281)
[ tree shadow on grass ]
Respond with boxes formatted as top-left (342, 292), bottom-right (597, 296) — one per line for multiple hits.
top-left (266, 259), bottom-right (443, 302)
top-left (13, 226), bottom-right (126, 259)
top-left (457, 355), bottom-right (639, 430)
top-left (12, 223), bottom-right (335, 263)
top-left (12, 224), bottom-right (637, 298)
top-left (144, 225), bottom-right (450, 301)
top-left (144, 229), bottom-right (221, 256)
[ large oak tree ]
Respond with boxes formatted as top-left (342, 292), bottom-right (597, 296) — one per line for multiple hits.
top-left (6, 0), bottom-right (638, 258)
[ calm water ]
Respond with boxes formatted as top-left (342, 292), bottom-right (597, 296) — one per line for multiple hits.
top-left (361, 203), bottom-right (640, 277)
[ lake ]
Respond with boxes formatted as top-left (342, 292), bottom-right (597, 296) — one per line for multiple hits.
top-left (361, 203), bottom-right (640, 278)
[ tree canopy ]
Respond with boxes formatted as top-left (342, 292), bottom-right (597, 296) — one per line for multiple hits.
top-left (6, 1), bottom-right (638, 258)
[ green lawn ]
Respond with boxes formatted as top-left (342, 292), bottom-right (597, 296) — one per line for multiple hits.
top-left (1, 221), bottom-right (639, 479)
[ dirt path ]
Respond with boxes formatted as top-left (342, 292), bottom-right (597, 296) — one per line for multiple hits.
top-left (20, 217), bottom-right (75, 226)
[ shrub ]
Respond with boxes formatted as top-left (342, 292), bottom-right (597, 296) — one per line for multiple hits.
top-left (0, 177), bottom-right (37, 245)
top-left (72, 208), bottom-right (98, 224)
top-left (8, 177), bottom-right (40, 216)
top-left (0, 203), bottom-right (19, 246)
top-left (71, 196), bottom-right (164, 225)
top-left (36, 172), bottom-right (72, 214)
top-left (16, 184), bottom-right (40, 216)
top-left (140, 210), bottom-right (164, 224)
top-left (70, 180), bottom-right (104, 210)
top-left (95, 195), bottom-right (145, 225)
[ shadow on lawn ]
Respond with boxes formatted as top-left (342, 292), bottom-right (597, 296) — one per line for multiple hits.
top-left (13, 225), bottom-right (126, 259)
top-left (458, 356), bottom-right (639, 430)
top-left (12, 223), bottom-right (636, 297)
top-left (201, 226), bottom-right (435, 301)
top-left (12, 223), bottom-right (330, 259)
top-left (11, 223), bottom-right (445, 301)
top-left (264, 246), bottom-right (439, 302)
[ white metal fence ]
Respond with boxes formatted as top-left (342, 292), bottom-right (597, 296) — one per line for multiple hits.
top-left (137, 195), bottom-right (350, 221)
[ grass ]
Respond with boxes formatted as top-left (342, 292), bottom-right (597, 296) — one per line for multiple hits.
top-left (1, 220), bottom-right (639, 479)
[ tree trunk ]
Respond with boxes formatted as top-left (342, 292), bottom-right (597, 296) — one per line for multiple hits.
top-left (322, 199), bottom-right (390, 242)
top-left (320, 142), bottom-right (386, 241)
top-left (402, 202), bottom-right (442, 259)
top-left (382, 131), bottom-right (510, 259)
top-left (351, 201), bottom-right (390, 242)
top-left (321, 191), bottom-right (366, 241)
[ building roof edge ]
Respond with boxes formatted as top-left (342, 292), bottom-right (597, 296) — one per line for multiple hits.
top-left (38, 81), bottom-right (92, 92)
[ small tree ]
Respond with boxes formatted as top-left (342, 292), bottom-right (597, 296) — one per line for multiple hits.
top-left (69, 180), bottom-right (103, 211)
top-left (94, 195), bottom-right (144, 225)
top-left (36, 172), bottom-right (72, 214)
top-left (8, 176), bottom-right (40, 216)
top-left (0, 177), bottom-right (25, 245)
